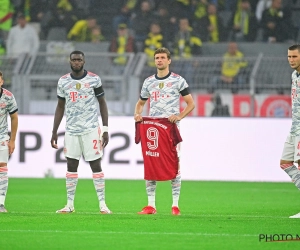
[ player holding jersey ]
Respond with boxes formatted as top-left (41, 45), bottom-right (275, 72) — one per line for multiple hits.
top-left (134, 47), bottom-right (195, 215)
top-left (51, 51), bottom-right (111, 214)
top-left (0, 71), bottom-right (18, 213)
top-left (280, 44), bottom-right (300, 218)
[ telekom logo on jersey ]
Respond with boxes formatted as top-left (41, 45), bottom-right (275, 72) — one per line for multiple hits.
top-left (69, 92), bottom-right (87, 102)
top-left (151, 91), bottom-right (170, 101)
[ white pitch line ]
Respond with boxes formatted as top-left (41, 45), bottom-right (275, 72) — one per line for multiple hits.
top-left (5, 211), bottom-right (288, 218)
top-left (0, 229), bottom-right (256, 237)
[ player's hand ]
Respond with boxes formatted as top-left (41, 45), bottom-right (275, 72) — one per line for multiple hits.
top-left (168, 115), bottom-right (181, 123)
top-left (134, 114), bottom-right (143, 122)
top-left (8, 140), bottom-right (15, 155)
top-left (101, 132), bottom-right (109, 148)
top-left (51, 133), bottom-right (58, 149)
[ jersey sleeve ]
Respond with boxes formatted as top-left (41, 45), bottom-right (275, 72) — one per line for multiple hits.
top-left (94, 75), bottom-right (102, 88)
top-left (140, 79), bottom-right (150, 100)
top-left (57, 79), bottom-right (65, 99)
top-left (178, 77), bottom-right (189, 92)
top-left (7, 95), bottom-right (18, 114)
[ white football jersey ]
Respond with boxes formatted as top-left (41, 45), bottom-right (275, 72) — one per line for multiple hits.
top-left (290, 71), bottom-right (300, 136)
top-left (140, 72), bottom-right (189, 117)
top-left (0, 88), bottom-right (18, 142)
top-left (57, 70), bottom-right (103, 135)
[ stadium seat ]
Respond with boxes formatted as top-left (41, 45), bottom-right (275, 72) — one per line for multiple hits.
top-left (47, 27), bottom-right (67, 41)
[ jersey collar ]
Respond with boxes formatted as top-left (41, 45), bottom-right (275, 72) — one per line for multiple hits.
top-left (70, 70), bottom-right (87, 80)
top-left (155, 72), bottom-right (171, 80)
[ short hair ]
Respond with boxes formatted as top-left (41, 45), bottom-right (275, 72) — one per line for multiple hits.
top-left (0, 71), bottom-right (3, 79)
top-left (70, 50), bottom-right (85, 59)
top-left (154, 47), bottom-right (171, 59)
top-left (288, 44), bottom-right (300, 52)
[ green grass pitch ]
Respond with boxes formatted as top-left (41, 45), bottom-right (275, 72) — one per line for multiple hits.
top-left (1, 178), bottom-right (300, 250)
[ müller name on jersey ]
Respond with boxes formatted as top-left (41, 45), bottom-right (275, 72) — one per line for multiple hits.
top-left (146, 151), bottom-right (160, 157)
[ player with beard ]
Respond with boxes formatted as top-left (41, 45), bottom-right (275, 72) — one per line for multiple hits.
top-left (51, 50), bottom-right (112, 214)
top-left (134, 47), bottom-right (195, 215)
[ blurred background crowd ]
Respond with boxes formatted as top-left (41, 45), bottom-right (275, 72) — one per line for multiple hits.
top-left (0, 0), bottom-right (299, 117)
top-left (1, 0), bottom-right (299, 55)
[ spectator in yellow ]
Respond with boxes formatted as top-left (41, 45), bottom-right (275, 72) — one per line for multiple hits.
top-left (144, 22), bottom-right (166, 67)
top-left (193, 0), bottom-right (209, 20)
top-left (108, 23), bottom-right (137, 98)
top-left (210, 42), bottom-right (248, 94)
top-left (108, 23), bottom-right (137, 65)
top-left (0, 0), bottom-right (14, 40)
top-left (172, 17), bottom-right (202, 89)
top-left (67, 16), bottom-right (104, 42)
top-left (173, 17), bottom-right (202, 59)
top-left (221, 42), bottom-right (247, 84)
top-left (228, 0), bottom-right (258, 42)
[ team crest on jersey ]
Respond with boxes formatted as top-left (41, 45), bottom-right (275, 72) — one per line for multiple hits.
top-left (167, 82), bottom-right (172, 87)
top-left (84, 83), bottom-right (90, 88)
top-left (75, 83), bottom-right (81, 90)
top-left (159, 82), bottom-right (164, 89)
top-left (0, 102), bottom-right (6, 108)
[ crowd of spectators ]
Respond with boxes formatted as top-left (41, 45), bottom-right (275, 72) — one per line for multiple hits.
top-left (0, 0), bottom-right (299, 45)
top-left (0, 1), bottom-right (299, 48)
top-left (0, 0), bottom-right (299, 94)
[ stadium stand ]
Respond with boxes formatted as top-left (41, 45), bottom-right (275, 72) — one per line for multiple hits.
top-left (3, 40), bottom-right (291, 117)
top-left (2, 0), bottom-right (299, 117)
top-left (46, 27), bottom-right (68, 41)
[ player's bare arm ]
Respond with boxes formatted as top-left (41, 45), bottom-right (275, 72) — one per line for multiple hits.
top-left (98, 96), bottom-right (109, 148)
top-left (134, 99), bottom-right (146, 122)
top-left (168, 94), bottom-right (195, 123)
top-left (51, 98), bottom-right (65, 149)
top-left (8, 112), bottom-right (18, 155)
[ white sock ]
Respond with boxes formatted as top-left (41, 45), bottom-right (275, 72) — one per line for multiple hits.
top-left (171, 172), bottom-right (181, 207)
top-left (66, 171), bottom-right (78, 208)
top-left (281, 164), bottom-right (300, 190)
top-left (146, 180), bottom-right (156, 208)
top-left (92, 172), bottom-right (106, 208)
top-left (0, 166), bottom-right (8, 205)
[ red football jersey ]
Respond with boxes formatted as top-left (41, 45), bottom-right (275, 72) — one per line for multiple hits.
top-left (135, 117), bottom-right (182, 181)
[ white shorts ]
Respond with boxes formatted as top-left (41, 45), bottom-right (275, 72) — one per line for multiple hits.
top-left (281, 135), bottom-right (300, 162)
top-left (64, 128), bottom-right (103, 161)
top-left (0, 141), bottom-right (9, 163)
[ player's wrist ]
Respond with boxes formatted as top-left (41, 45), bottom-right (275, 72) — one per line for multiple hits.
top-left (102, 126), bottom-right (108, 133)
